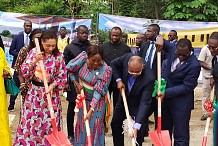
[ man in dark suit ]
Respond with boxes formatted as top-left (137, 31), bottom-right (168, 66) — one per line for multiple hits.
top-left (133, 34), bottom-right (147, 55)
top-left (208, 32), bottom-right (218, 103)
top-left (158, 38), bottom-right (201, 146)
top-left (138, 24), bottom-right (165, 136)
top-left (102, 26), bottom-right (131, 110)
top-left (8, 20), bottom-right (32, 111)
top-left (111, 54), bottom-right (155, 146)
top-left (168, 30), bottom-right (178, 44)
top-left (63, 25), bottom-right (90, 144)
top-left (0, 35), bottom-right (4, 51)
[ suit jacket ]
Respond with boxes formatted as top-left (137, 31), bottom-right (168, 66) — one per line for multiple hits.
top-left (162, 40), bottom-right (201, 111)
top-left (111, 53), bottom-right (155, 124)
top-left (139, 42), bottom-right (165, 79)
top-left (212, 62), bottom-right (218, 101)
top-left (9, 32), bottom-right (25, 67)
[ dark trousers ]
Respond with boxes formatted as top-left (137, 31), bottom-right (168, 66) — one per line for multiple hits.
top-left (111, 100), bottom-right (144, 146)
top-left (109, 85), bottom-right (120, 110)
top-left (162, 105), bottom-right (191, 146)
top-left (67, 101), bottom-right (76, 138)
top-left (214, 82), bottom-right (218, 103)
top-left (9, 71), bottom-right (20, 108)
top-left (141, 97), bottom-right (158, 137)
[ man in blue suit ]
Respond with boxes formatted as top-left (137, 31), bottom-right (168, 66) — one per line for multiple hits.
top-left (8, 20), bottom-right (32, 111)
top-left (158, 38), bottom-right (201, 146)
top-left (111, 54), bottom-right (155, 146)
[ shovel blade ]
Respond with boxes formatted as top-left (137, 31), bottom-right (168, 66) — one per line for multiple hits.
top-left (46, 130), bottom-right (71, 146)
top-left (202, 136), bottom-right (207, 146)
top-left (149, 130), bottom-right (171, 146)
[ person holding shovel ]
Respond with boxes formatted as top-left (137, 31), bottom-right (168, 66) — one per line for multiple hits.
top-left (66, 45), bottom-right (112, 146)
top-left (158, 38), bottom-right (201, 146)
top-left (13, 29), bottom-right (67, 146)
top-left (110, 54), bottom-right (155, 146)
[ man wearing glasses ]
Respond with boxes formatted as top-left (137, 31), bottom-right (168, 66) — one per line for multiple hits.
top-left (110, 53), bottom-right (155, 146)
top-left (158, 38), bottom-right (201, 146)
top-left (168, 30), bottom-right (178, 44)
top-left (207, 31), bottom-right (218, 146)
top-left (209, 32), bottom-right (218, 104)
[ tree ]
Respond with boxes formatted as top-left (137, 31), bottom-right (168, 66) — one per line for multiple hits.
top-left (1, 30), bottom-right (12, 38)
top-left (163, 0), bottom-right (218, 21)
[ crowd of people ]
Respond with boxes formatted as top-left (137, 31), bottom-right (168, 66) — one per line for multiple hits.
top-left (0, 19), bottom-right (217, 146)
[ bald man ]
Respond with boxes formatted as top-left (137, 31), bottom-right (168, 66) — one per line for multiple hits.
top-left (110, 53), bottom-right (155, 146)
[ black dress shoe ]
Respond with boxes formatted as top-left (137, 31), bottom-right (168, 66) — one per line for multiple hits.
top-left (8, 106), bottom-right (14, 112)
top-left (68, 136), bottom-right (74, 145)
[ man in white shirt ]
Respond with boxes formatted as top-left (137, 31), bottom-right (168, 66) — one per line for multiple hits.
top-left (198, 45), bottom-right (213, 121)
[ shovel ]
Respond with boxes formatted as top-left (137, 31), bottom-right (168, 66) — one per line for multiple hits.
top-left (149, 51), bottom-right (171, 146)
top-left (74, 85), bottom-right (92, 146)
top-left (81, 89), bottom-right (92, 146)
top-left (202, 86), bottom-right (215, 146)
top-left (121, 88), bottom-right (136, 146)
top-left (35, 38), bottom-right (71, 146)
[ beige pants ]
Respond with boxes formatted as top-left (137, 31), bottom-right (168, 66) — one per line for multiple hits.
top-left (202, 76), bottom-right (211, 113)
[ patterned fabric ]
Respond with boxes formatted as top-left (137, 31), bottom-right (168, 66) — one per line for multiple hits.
top-left (13, 48), bottom-right (67, 146)
top-left (0, 48), bottom-right (12, 146)
top-left (13, 46), bottom-right (29, 97)
top-left (67, 51), bottom-right (112, 146)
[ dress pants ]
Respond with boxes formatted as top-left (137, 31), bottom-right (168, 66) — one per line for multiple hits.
top-left (111, 98), bottom-right (144, 146)
top-left (9, 71), bottom-right (20, 108)
top-left (109, 83), bottom-right (120, 110)
top-left (67, 101), bottom-right (76, 138)
top-left (141, 97), bottom-right (157, 137)
top-left (162, 104), bottom-right (191, 146)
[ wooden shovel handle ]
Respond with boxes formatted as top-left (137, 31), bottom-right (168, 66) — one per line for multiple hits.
top-left (35, 38), bottom-right (58, 133)
top-left (157, 51), bottom-right (162, 133)
top-left (121, 89), bottom-right (136, 146)
top-left (81, 89), bottom-right (91, 137)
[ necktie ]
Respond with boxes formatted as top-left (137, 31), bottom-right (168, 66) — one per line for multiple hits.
top-left (25, 34), bottom-right (29, 46)
top-left (128, 76), bottom-right (135, 92)
top-left (176, 61), bottom-right (181, 69)
top-left (212, 56), bottom-right (217, 68)
top-left (147, 41), bottom-right (155, 69)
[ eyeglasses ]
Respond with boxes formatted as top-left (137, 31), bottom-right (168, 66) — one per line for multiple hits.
top-left (128, 69), bottom-right (142, 75)
top-left (208, 46), bottom-right (218, 51)
top-left (175, 51), bottom-right (190, 57)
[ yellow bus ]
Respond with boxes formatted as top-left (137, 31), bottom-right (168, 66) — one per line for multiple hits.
top-left (127, 27), bottom-right (218, 49)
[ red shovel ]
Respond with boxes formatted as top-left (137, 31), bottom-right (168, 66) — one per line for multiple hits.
top-left (35, 38), bottom-right (71, 146)
top-left (149, 51), bottom-right (171, 146)
top-left (202, 86), bottom-right (215, 146)
top-left (74, 87), bottom-right (92, 146)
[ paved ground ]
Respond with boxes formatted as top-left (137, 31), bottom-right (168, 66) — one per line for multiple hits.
top-left (9, 84), bottom-right (213, 146)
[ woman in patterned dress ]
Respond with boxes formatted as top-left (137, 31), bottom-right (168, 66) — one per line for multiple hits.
top-left (67, 45), bottom-right (112, 146)
top-left (13, 29), bottom-right (67, 146)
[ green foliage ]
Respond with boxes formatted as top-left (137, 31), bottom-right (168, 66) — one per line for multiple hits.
top-left (163, 0), bottom-right (218, 21)
top-left (1, 29), bottom-right (12, 38)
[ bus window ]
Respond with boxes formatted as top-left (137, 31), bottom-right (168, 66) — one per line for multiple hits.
top-left (184, 35), bottom-right (187, 39)
top-left (200, 34), bottom-right (204, 42)
top-left (206, 34), bottom-right (210, 43)
top-left (192, 35), bottom-right (195, 42)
